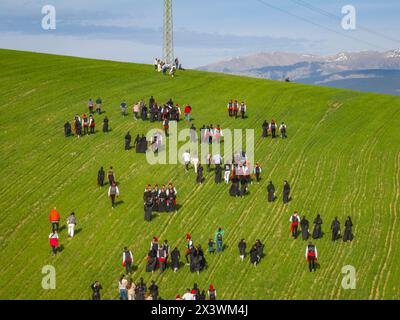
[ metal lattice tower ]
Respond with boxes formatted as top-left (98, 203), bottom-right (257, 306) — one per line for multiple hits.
top-left (162, 0), bottom-right (174, 66)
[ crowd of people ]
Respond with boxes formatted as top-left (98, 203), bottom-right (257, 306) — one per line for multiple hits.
top-left (55, 87), bottom-right (358, 300)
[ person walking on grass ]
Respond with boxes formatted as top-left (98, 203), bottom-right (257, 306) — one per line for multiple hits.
top-left (305, 242), bottom-right (318, 272)
top-left (208, 284), bottom-right (217, 300)
top-left (124, 131), bottom-right (131, 151)
top-left (182, 150), bottom-right (191, 172)
top-left (118, 275), bottom-right (128, 300)
top-left (97, 167), bottom-right (105, 187)
top-left (66, 212), bottom-right (77, 238)
top-left (283, 180), bottom-right (291, 204)
top-left (91, 281), bottom-right (102, 300)
top-left (238, 239), bottom-right (246, 261)
top-left (120, 100), bottom-right (127, 116)
top-left (343, 216), bottom-right (354, 242)
top-left (88, 98), bottom-right (94, 114)
top-left (108, 166), bottom-right (115, 185)
top-left (49, 230), bottom-right (59, 256)
top-left (102, 116), bottom-right (109, 133)
top-left (214, 227), bottom-right (225, 252)
top-left (171, 247), bottom-right (181, 272)
top-left (254, 163), bottom-right (262, 183)
top-left (95, 97), bottom-right (102, 114)
top-left (184, 104), bottom-right (192, 122)
top-left (290, 211), bottom-right (300, 239)
top-left (49, 207), bottom-right (60, 232)
top-left (108, 181), bottom-right (120, 208)
top-left (127, 279), bottom-right (136, 300)
top-left (89, 115), bottom-right (95, 134)
top-left (122, 247), bottom-right (133, 274)
top-left (331, 217), bottom-right (341, 241)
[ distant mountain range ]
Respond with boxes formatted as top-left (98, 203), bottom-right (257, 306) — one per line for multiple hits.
top-left (198, 50), bottom-right (400, 95)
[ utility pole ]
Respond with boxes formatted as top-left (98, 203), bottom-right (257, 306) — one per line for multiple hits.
top-left (163, 0), bottom-right (174, 66)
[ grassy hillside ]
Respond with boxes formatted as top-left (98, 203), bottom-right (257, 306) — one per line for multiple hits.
top-left (0, 49), bottom-right (400, 300)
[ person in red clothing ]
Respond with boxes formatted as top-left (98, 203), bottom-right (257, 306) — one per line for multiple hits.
top-left (290, 211), bottom-right (300, 239)
top-left (233, 100), bottom-right (239, 118)
top-left (49, 207), bottom-right (60, 232)
top-left (184, 104), bottom-right (192, 122)
top-left (305, 242), bottom-right (318, 272)
top-left (163, 117), bottom-right (169, 137)
top-left (227, 99), bottom-right (233, 117)
top-left (49, 230), bottom-right (59, 256)
top-left (208, 284), bottom-right (217, 300)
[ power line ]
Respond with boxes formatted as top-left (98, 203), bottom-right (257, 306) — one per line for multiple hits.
top-left (290, 0), bottom-right (400, 46)
top-left (254, 0), bottom-right (389, 51)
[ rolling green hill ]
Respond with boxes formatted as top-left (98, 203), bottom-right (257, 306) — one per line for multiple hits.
top-left (0, 49), bottom-right (400, 300)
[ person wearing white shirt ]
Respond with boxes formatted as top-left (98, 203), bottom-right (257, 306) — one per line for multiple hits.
top-left (182, 151), bottom-right (191, 172)
top-left (191, 152), bottom-right (199, 173)
top-left (212, 153), bottom-right (222, 170)
top-left (182, 289), bottom-right (194, 300)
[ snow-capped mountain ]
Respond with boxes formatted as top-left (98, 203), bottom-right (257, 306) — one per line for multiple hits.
top-left (197, 50), bottom-right (400, 95)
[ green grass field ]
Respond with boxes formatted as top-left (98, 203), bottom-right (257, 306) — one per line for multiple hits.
top-left (1, 49), bottom-right (400, 300)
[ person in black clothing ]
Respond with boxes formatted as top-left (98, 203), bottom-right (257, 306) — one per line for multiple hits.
top-left (97, 167), bottom-right (105, 187)
top-left (75, 118), bottom-right (82, 137)
top-left (197, 164), bottom-right (204, 184)
top-left (300, 216), bottom-right (310, 240)
top-left (171, 247), bottom-right (180, 272)
top-left (144, 197), bottom-right (153, 222)
top-left (108, 167), bottom-right (115, 185)
top-left (312, 214), bottom-right (323, 239)
top-left (331, 217), bottom-right (341, 241)
top-left (198, 290), bottom-right (206, 300)
top-left (91, 281), bottom-right (102, 300)
top-left (283, 180), bottom-right (291, 204)
top-left (136, 278), bottom-right (146, 300)
top-left (124, 131), bottom-right (131, 150)
top-left (146, 250), bottom-right (157, 273)
top-left (250, 245), bottom-right (259, 266)
top-left (262, 121), bottom-right (269, 138)
top-left (149, 96), bottom-right (155, 109)
top-left (271, 120), bottom-right (277, 138)
top-left (229, 175), bottom-right (240, 197)
top-left (240, 180), bottom-right (248, 197)
top-left (238, 239), bottom-right (246, 261)
top-left (267, 181), bottom-right (275, 202)
top-left (343, 216), bottom-right (353, 242)
top-left (158, 185), bottom-right (167, 212)
top-left (102, 117), bottom-right (109, 133)
top-left (255, 239), bottom-right (264, 258)
top-left (64, 121), bottom-right (71, 137)
top-left (149, 281), bottom-right (159, 300)
top-left (215, 165), bottom-right (222, 183)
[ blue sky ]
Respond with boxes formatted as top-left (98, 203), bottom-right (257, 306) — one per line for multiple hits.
top-left (1, 0), bottom-right (399, 67)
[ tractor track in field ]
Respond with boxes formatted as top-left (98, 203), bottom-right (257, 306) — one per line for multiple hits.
top-left (379, 153), bottom-right (400, 298)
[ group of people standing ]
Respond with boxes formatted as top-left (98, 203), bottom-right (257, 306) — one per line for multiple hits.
top-left (143, 183), bottom-right (178, 221)
top-left (177, 283), bottom-right (217, 300)
top-left (154, 57), bottom-right (180, 77)
top-left (289, 213), bottom-right (354, 243)
top-left (262, 120), bottom-right (287, 139)
top-left (226, 99), bottom-right (247, 118)
top-left (118, 276), bottom-right (159, 300)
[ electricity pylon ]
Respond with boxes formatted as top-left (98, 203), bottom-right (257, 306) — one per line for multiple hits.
top-left (162, 0), bottom-right (174, 66)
